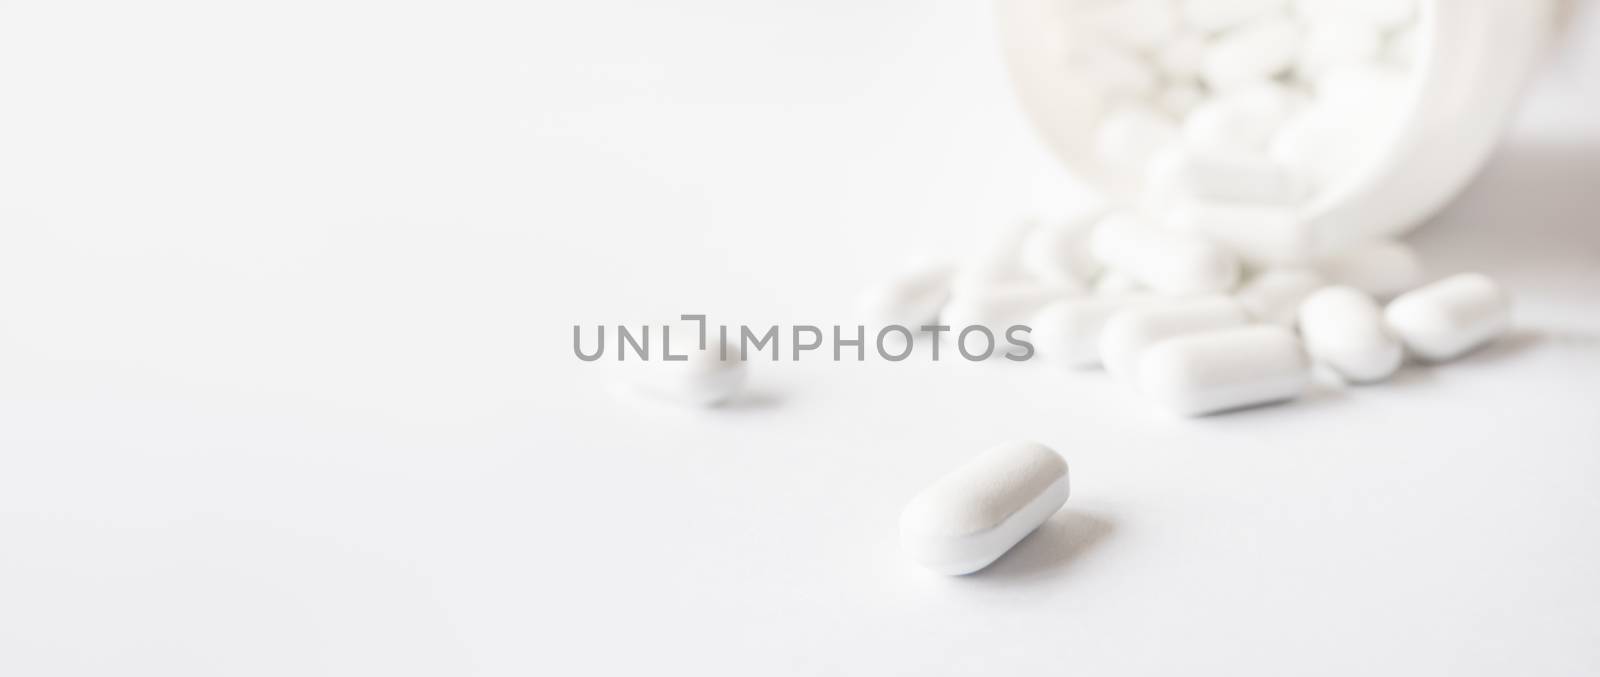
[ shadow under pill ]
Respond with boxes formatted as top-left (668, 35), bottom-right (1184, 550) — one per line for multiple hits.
top-left (970, 510), bottom-right (1116, 583)
top-left (712, 388), bottom-right (785, 411)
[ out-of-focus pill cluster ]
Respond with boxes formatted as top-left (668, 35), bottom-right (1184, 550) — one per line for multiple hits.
top-left (861, 213), bottom-right (1509, 417)
top-left (856, 0), bottom-right (1512, 418)
top-left (1080, 0), bottom-right (1419, 205)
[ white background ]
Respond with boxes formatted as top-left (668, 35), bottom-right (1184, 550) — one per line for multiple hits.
top-left (2, 1), bottom-right (1599, 675)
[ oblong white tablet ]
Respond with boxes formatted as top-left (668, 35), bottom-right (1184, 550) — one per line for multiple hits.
top-left (1299, 285), bottom-right (1402, 383)
top-left (1318, 238), bottom-right (1424, 299)
top-left (1137, 325), bottom-right (1310, 416)
top-left (1384, 273), bottom-right (1510, 362)
top-left (900, 442), bottom-right (1070, 575)
top-left (1099, 296), bottom-right (1250, 378)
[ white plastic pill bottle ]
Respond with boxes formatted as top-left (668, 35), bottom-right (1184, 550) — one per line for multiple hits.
top-left (996, 0), bottom-right (1566, 254)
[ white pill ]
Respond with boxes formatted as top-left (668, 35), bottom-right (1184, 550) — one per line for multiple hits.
top-left (1030, 295), bottom-right (1164, 368)
top-left (857, 258), bottom-right (954, 328)
top-left (1019, 212), bottom-right (1103, 288)
top-left (1090, 0), bottom-right (1180, 51)
top-left (900, 441), bottom-right (1070, 575)
top-left (1146, 147), bottom-right (1307, 208)
top-left (1294, 0), bottom-right (1416, 31)
top-left (631, 330), bottom-right (747, 406)
top-left (1138, 325), bottom-right (1310, 416)
top-left (1384, 273), bottom-right (1511, 362)
top-left (1099, 296), bottom-right (1251, 379)
top-left (1090, 212), bottom-right (1241, 295)
top-left (1095, 104), bottom-right (1180, 173)
top-left (1234, 268), bottom-right (1324, 326)
top-left (1296, 20), bottom-right (1381, 77)
top-left (1182, 0), bottom-right (1288, 33)
top-left (1181, 82), bottom-right (1298, 153)
top-left (1318, 239), bottom-right (1424, 299)
top-left (950, 220), bottom-right (1035, 292)
top-left (942, 283), bottom-right (1078, 336)
top-left (1201, 15), bottom-right (1301, 90)
top-left (1164, 201), bottom-right (1315, 267)
top-left (1299, 285), bottom-right (1403, 383)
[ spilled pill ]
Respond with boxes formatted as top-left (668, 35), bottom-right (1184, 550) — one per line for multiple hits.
top-left (1298, 285), bottom-right (1402, 383)
top-left (1099, 296), bottom-right (1251, 379)
top-left (1319, 239), bottom-right (1425, 299)
top-left (1384, 273), bottom-right (1511, 362)
top-left (900, 441), bottom-right (1070, 575)
top-left (1137, 325), bottom-right (1310, 416)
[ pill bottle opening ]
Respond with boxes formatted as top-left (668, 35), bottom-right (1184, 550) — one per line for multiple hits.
top-left (998, 0), bottom-right (1558, 256)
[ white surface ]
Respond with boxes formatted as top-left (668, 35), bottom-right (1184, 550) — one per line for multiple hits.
top-left (2, 1), bottom-right (1599, 675)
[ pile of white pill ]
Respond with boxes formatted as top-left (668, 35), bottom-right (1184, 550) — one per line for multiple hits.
top-left (1081, 0), bottom-right (1420, 207)
top-left (865, 213), bottom-right (1510, 418)
top-left (616, 0), bottom-right (1519, 576)
top-left (858, 0), bottom-right (1514, 420)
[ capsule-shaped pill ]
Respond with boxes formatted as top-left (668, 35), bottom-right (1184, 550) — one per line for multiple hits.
top-left (1137, 325), bottom-right (1310, 416)
top-left (1299, 285), bottom-right (1402, 383)
top-left (1384, 273), bottom-right (1510, 362)
top-left (1099, 296), bottom-right (1250, 378)
top-left (1318, 239), bottom-right (1424, 299)
top-left (1090, 212), bottom-right (1241, 295)
top-left (900, 442), bottom-right (1070, 575)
